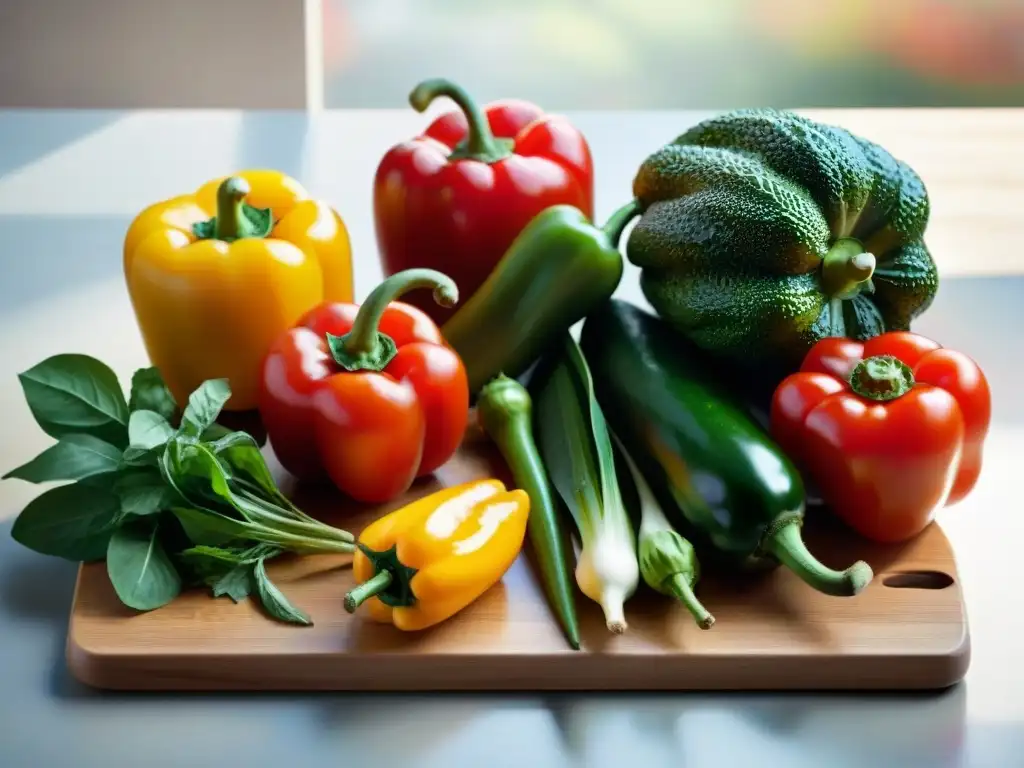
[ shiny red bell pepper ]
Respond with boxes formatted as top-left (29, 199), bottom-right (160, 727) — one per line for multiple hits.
top-left (769, 331), bottom-right (991, 544)
top-left (258, 269), bottom-right (469, 504)
top-left (373, 78), bottom-right (594, 325)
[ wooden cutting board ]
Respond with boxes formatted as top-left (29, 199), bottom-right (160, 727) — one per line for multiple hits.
top-left (66, 420), bottom-right (969, 692)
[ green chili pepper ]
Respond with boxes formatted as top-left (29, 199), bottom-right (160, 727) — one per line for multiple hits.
top-left (442, 202), bottom-right (640, 396)
top-left (477, 374), bottom-right (581, 650)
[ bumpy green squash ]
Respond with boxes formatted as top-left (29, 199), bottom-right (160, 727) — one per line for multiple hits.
top-left (627, 108), bottom-right (939, 370)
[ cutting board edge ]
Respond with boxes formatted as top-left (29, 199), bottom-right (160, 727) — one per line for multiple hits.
top-left (65, 591), bottom-right (971, 693)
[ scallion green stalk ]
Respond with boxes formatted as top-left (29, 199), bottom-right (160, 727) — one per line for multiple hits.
top-left (533, 333), bottom-right (639, 633)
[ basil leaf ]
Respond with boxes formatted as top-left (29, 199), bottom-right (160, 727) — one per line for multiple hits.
top-left (179, 379), bottom-right (231, 438)
top-left (176, 546), bottom-right (237, 586)
top-left (11, 482), bottom-right (120, 561)
top-left (128, 410), bottom-right (175, 450)
top-left (201, 423), bottom-right (234, 442)
top-left (115, 469), bottom-right (178, 519)
top-left (172, 506), bottom-right (254, 544)
top-left (210, 431), bottom-right (284, 507)
top-left (106, 518), bottom-right (182, 611)
top-left (128, 367), bottom-right (178, 423)
top-left (17, 354), bottom-right (129, 447)
top-left (176, 442), bottom-right (239, 512)
top-left (121, 443), bottom-right (163, 468)
top-left (254, 558), bottom-right (311, 626)
top-left (180, 544), bottom-right (247, 565)
top-left (177, 543), bottom-right (280, 595)
top-left (160, 445), bottom-right (240, 546)
top-left (211, 563), bottom-right (256, 603)
top-left (180, 542), bottom-right (278, 565)
top-left (3, 434), bottom-right (121, 483)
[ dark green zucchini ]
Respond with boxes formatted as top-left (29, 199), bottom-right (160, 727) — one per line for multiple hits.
top-left (579, 299), bottom-right (872, 597)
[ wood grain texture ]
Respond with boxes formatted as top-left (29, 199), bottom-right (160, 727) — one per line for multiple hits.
top-left (66, 420), bottom-right (969, 692)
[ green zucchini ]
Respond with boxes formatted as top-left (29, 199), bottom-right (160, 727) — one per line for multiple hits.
top-left (580, 299), bottom-right (873, 597)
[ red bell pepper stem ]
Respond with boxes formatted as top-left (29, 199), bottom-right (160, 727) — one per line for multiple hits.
top-left (408, 78), bottom-right (514, 164)
top-left (325, 268), bottom-right (459, 372)
top-left (849, 355), bottom-right (915, 401)
top-left (821, 237), bottom-right (876, 298)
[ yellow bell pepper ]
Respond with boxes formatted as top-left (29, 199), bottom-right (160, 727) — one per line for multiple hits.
top-left (123, 169), bottom-right (353, 411)
top-left (344, 479), bottom-right (530, 631)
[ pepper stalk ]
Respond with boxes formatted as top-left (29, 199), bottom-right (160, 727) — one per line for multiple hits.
top-left (325, 268), bottom-right (458, 372)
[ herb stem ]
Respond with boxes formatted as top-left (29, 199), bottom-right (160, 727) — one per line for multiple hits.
top-left (234, 489), bottom-right (355, 543)
top-left (233, 478), bottom-right (310, 520)
top-left (242, 525), bottom-right (355, 555)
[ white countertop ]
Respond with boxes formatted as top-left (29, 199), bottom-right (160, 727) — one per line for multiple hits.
top-left (0, 108), bottom-right (1021, 767)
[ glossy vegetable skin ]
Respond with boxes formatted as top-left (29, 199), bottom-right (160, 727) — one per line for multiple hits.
top-left (581, 299), bottom-right (873, 597)
top-left (344, 479), bottom-right (529, 631)
top-left (770, 332), bottom-right (991, 543)
top-left (258, 269), bottom-right (468, 504)
top-left (124, 171), bottom-right (353, 411)
top-left (443, 203), bottom-right (638, 396)
top-left (477, 375), bottom-right (581, 649)
top-left (375, 78), bottom-right (594, 326)
top-left (627, 109), bottom-right (938, 370)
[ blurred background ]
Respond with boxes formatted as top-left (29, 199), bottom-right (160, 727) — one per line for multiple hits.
top-left (323, 0), bottom-right (1024, 109)
top-left (1, 0), bottom-right (1022, 110)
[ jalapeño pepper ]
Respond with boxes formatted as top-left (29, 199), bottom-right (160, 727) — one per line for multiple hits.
top-left (441, 202), bottom-right (639, 396)
top-left (580, 299), bottom-right (874, 598)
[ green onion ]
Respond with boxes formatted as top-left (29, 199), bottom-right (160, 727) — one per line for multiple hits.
top-left (533, 333), bottom-right (639, 633)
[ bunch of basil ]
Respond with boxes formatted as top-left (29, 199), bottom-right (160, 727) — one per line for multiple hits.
top-left (5, 354), bottom-right (356, 625)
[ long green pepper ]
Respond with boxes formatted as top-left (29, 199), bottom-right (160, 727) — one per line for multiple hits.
top-left (477, 375), bottom-right (581, 650)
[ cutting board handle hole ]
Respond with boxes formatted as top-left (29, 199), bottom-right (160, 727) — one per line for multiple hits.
top-left (882, 571), bottom-right (954, 590)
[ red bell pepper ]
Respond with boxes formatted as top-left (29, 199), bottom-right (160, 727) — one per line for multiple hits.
top-left (373, 78), bottom-right (594, 325)
top-left (258, 268), bottom-right (469, 504)
top-left (769, 331), bottom-right (991, 544)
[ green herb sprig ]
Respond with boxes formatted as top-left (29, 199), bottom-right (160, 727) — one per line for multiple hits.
top-left (4, 354), bottom-right (357, 626)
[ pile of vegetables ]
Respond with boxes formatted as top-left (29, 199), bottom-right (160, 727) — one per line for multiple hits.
top-left (3, 80), bottom-right (992, 647)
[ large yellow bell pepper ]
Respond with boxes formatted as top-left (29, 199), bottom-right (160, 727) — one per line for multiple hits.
top-left (123, 169), bottom-right (353, 411)
top-left (344, 479), bottom-right (530, 631)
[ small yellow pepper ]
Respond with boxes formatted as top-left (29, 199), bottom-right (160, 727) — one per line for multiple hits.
top-left (344, 479), bottom-right (530, 631)
top-left (123, 169), bottom-right (353, 411)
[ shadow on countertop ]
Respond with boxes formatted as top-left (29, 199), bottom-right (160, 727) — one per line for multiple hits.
top-left (0, 112), bottom-right (125, 178)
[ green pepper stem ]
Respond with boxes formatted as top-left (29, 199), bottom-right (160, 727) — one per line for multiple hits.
top-left (601, 200), bottom-right (642, 249)
top-left (408, 78), bottom-right (512, 164)
top-left (344, 570), bottom-right (394, 613)
top-left (665, 573), bottom-right (715, 630)
top-left (215, 177), bottom-right (250, 240)
top-left (849, 355), bottom-right (915, 401)
top-left (477, 374), bottom-right (533, 428)
top-left (191, 176), bottom-right (273, 242)
top-left (326, 268), bottom-right (458, 372)
top-left (763, 520), bottom-right (873, 597)
top-left (821, 238), bottom-right (876, 298)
